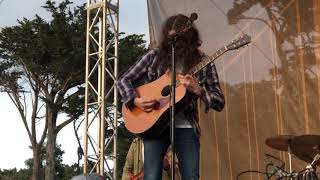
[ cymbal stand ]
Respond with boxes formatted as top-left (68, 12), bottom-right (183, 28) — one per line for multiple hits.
top-left (288, 145), bottom-right (293, 176)
top-left (299, 154), bottom-right (320, 180)
top-left (311, 153), bottom-right (320, 166)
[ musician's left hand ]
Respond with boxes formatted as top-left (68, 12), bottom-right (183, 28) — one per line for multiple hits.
top-left (177, 74), bottom-right (204, 96)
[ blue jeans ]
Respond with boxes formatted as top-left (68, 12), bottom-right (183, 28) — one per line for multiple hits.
top-left (143, 128), bottom-right (200, 180)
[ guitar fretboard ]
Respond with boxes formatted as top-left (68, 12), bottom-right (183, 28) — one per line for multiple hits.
top-left (188, 46), bottom-right (228, 75)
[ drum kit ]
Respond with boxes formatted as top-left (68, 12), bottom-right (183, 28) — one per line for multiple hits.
top-left (264, 135), bottom-right (320, 179)
top-left (238, 135), bottom-right (320, 179)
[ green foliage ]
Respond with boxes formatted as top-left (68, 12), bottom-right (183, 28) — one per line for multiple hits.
top-left (0, 168), bottom-right (30, 180)
top-left (60, 163), bottom-right (81, 180)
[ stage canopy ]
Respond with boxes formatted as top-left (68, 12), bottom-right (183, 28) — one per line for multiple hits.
top-left (147, 0), bottom-right (320, 179)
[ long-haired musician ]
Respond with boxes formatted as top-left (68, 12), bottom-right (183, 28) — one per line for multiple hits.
top-left (117, 13), bottom-right (225, 180)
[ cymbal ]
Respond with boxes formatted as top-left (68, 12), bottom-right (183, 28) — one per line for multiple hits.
top-left (265, 135), bottom-right (295, 151)
top-left (290, 135), bottom-right (320, 165)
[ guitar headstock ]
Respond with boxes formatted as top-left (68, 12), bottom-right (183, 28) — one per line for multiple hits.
top-left (226, 34), bottom-right (251, 50)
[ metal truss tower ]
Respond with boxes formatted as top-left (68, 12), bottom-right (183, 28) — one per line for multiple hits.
top-left (83, 0), bottom-right (119, 179)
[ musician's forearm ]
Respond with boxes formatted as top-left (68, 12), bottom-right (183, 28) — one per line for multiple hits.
top-left (117, 50), bottom-right (158, 111)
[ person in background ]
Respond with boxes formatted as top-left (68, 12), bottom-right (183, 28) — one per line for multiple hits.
top-left (122, 138), bottom-right (144, 180)
top-left (122, 138), bottom-right (180, 180)
top-left (162, 146), bottom-right (181, 180)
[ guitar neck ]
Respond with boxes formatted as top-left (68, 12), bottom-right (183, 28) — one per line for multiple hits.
top-left (188, 46), bottom-right (228, 75)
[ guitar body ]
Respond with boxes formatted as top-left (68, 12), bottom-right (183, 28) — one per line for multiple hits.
top-left (122, 72), bottom-right (190, 138)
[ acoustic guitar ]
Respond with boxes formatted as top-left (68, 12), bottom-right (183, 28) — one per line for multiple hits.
top-left (122, 34), bottom-right (251, 138)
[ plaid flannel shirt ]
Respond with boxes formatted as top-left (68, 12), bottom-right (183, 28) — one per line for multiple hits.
top-left (117, 49), bottom-right (225, 114)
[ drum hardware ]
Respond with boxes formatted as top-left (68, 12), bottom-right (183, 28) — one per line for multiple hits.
top-left (275, 135), bottom-right (320, 180)
top-left (265, 154), bottom-right (299, 179)
top-left (266, 135), bottom-right (295, 175)
top-left (289, 147), bottom-right (293, 174)
top-left (296, 154), bottom-right (320, 180)
top-left (237, 135), bottom-right (320, 180)
top-left (297, 164), bottom-right (318, 180)
top-left (311, 154), bottom-right (320, 166)
top-left (236, 154), bottom-right (298, 180)
top-left (265, 154), bottom-right (285, 178)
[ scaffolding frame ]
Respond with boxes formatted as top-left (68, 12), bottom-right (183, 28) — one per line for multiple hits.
top-left (83, 0), bottom-right (119, 179)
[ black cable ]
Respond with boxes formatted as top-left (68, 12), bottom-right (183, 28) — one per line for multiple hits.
top-left (236, 170), bottom-right (268, 180)
top-left (237, 153), bottom-right (293, 180)
top-left (265, 163), bottom-right (275, 179)
top-left (264, 153), bottom-right (286, 179)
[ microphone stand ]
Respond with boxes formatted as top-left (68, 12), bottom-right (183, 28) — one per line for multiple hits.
top-left (169, 36), bottom-right (177, 180)
top-left (167, 16), bottom-right (196, 179)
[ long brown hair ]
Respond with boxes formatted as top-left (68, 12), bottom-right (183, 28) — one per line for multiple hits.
top-left (157, 14), bottom-right (202, 74)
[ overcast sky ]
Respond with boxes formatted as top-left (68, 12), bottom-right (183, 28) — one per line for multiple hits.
top-left (0, 0), bottom-right (149, 170)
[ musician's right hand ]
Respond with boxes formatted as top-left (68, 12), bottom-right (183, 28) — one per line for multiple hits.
top-left (134, 97), bottom-right (157, 112)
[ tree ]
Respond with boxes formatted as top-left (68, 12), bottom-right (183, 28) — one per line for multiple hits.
top-left (0, 1), bottom-right (86, 179)
top-left (24, 144), bottom-right (80, 179)
top-left (0, 0), bottom-right (148, 179)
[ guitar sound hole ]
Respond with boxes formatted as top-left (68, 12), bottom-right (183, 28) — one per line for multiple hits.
top-left (161, 85), bottom-right (171, 96)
